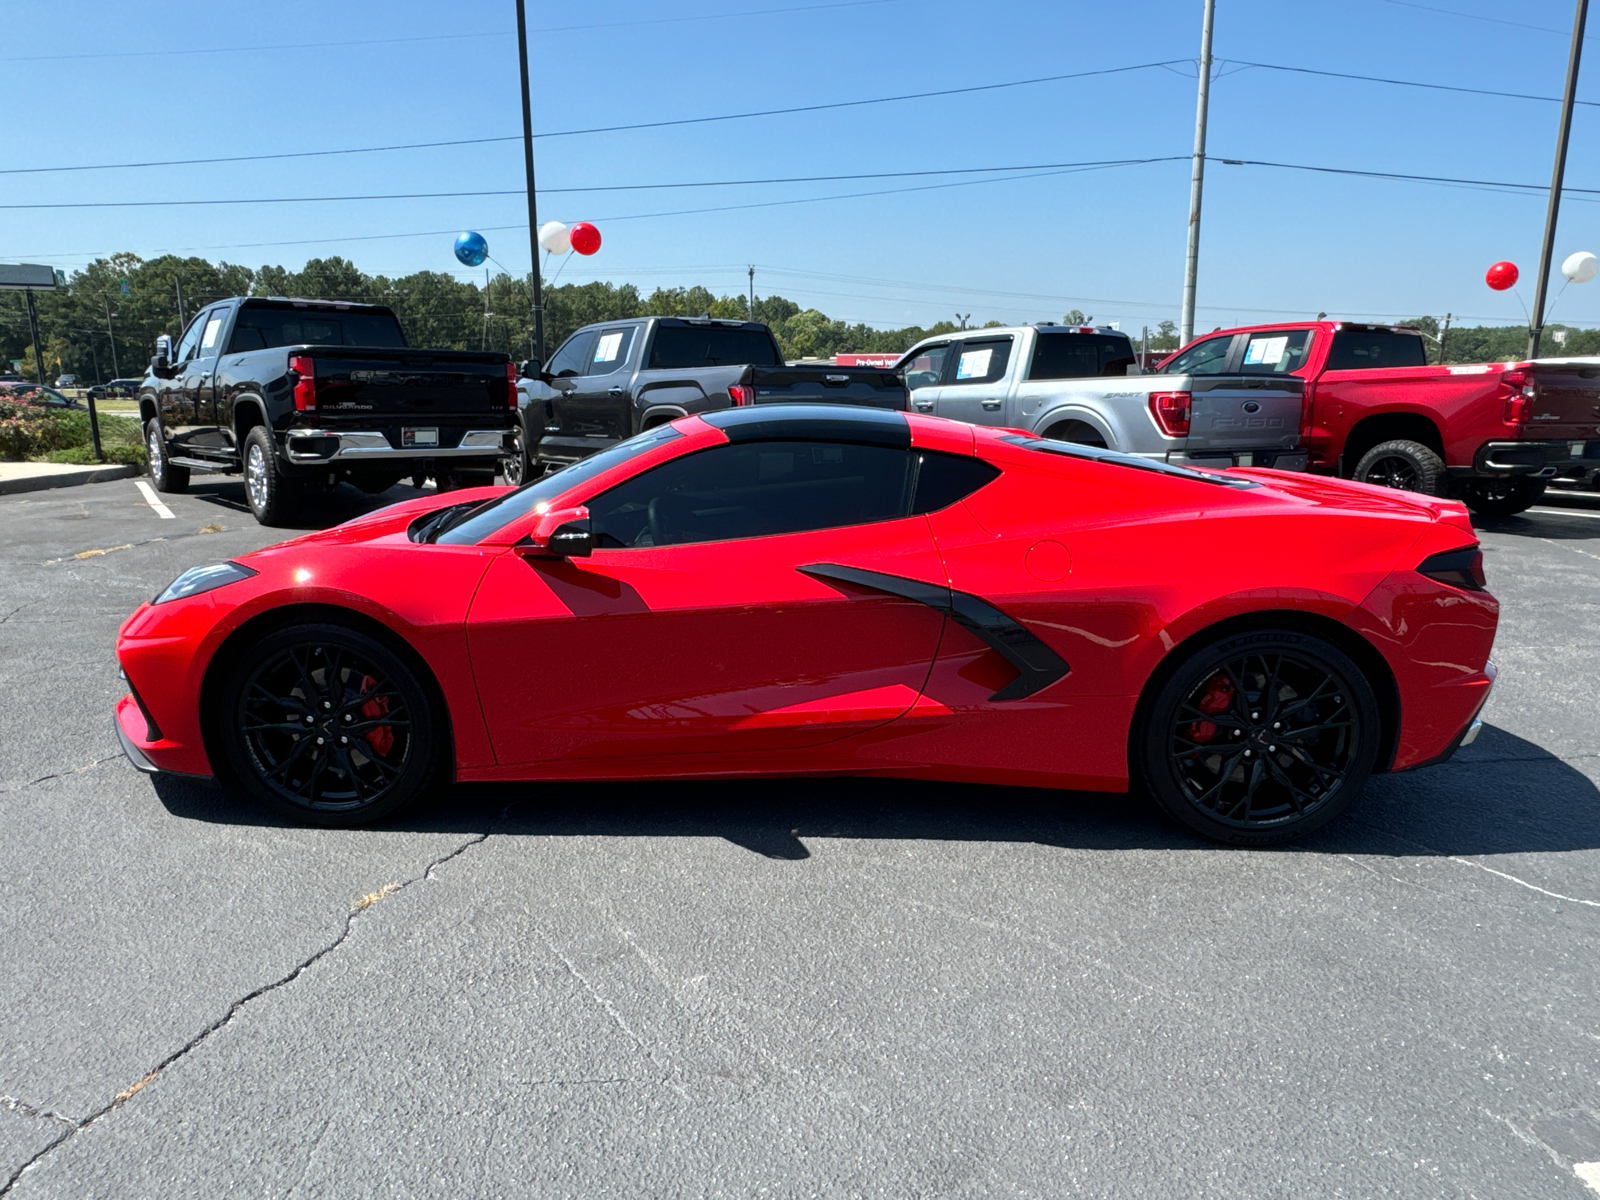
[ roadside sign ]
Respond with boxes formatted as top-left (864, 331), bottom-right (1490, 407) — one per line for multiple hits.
top-left (120, 279), bottom-right (130, 295)
top-left (0, 264), bottom-right (59, 291)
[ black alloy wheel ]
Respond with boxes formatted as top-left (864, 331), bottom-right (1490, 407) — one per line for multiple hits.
top-left (1138, 629), bottom-right (1380, 845)
top-left (1459, 478), bottom-right (1546, 518)
top-left (1352, 438), bottom-right (1446, 496)
top-left (502, 423), bottom-right (535, 487)
top-left (219, 623), bottom-right (442, 827)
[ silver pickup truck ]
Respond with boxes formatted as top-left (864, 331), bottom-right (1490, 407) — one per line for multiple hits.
top-left (895, 323), bottom-right (1308, 471)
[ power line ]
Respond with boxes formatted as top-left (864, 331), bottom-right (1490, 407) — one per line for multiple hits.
top-left (1228, 59), bottom-right (1600, 108)
top-left (0, 61), bottom-right (1187, 177)
top-left (1379, 0), bottom-right (1600, 41)
top-left (0, 158), bottom-right (1188, 210)
top-left (1215, 155), bottom-right (1600, 198)
top-left (8, 0), bottom-right (913, 64)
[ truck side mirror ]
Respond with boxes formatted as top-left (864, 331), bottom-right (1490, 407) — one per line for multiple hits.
top-left (151, 334), bottom-right (173, 379)
top-left (518, 358), bottom-right (541, 379)
top-left (515, 505), bottom-right (592, 558)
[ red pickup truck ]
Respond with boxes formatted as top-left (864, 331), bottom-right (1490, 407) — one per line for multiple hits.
top-left (1157, 321), bottom-right (1600, 516)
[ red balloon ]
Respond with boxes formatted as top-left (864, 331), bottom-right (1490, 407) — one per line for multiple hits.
top-left (569, 222), bottom-right (601, 256)
top-left (1486, 260), bottom-right (1519, 291)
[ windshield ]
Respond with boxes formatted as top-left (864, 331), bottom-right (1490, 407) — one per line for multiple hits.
top-left (435, 424), bottom-right (685, 545)
top-left (999, 434), bottom-right (1259, 489)
top-left (647, 325), bottom-right (781, 368)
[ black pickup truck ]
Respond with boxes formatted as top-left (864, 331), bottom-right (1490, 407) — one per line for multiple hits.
top-left (511, 316), bottom-right (907, 482)
top-left (139, 296), bottom-right (517, 525)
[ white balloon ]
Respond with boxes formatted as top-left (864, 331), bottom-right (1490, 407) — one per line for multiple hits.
top-left (538, 221), bottom-right (571, 255)
top-left (1562, 250), bottom-right (1598, 283)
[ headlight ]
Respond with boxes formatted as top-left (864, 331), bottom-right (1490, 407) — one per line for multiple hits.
top-left (153, 561), bottom-right (258, 605)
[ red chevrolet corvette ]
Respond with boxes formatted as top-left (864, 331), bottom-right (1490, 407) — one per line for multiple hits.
top-left (115, 406), bottom-right (1497, 844)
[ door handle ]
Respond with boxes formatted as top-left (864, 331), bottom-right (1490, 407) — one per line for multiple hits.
top-left (914, 401), bottom-right (934, 412)
top-left (608, 386), bottom-right (626, 396)
top-left (980, 399), bottom-right (1002, 410)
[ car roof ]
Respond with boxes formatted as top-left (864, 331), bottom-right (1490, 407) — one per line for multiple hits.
top-left (700, 404), bottom-right (911, 447)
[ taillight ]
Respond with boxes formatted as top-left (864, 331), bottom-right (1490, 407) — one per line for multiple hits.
top-left (1417, 545), bottom-right (1486, 592)
top-left (729, 384), bottom-right (754, 406)
top-left (1149, 390), bottom-right (1191, 438)
top-left (290, 355), bottom-right (315, 412)
top-left (1502, 368), bottom-right (1534, 424)
top-left (506, 360), bottom-right (519, 407)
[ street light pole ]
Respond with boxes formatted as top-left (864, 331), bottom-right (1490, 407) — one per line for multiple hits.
top-left (1179, 0), bottom-right (1216, 348)
top-left (1528, 0), bottom-right (1589, 360)
top-left (104, 295), bottom-right (119, 378)
top-left (515, 0), bottom-right (545, 366)
top-left (23, 289), bottom-right (45, 384)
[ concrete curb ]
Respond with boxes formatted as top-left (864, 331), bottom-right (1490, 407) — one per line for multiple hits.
top-left (0, 463), bottom-right (143, 496)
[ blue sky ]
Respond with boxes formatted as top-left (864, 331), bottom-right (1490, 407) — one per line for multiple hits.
top-left (8, 0), bottom-right (1600, 334)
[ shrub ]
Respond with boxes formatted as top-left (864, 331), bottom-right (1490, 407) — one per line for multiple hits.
top-left (0, 399), bottom-right (146, 464)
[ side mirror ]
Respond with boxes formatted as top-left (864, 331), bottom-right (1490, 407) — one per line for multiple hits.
top-left (151, 334), bottom-right (173, 379)
top-left (515, 505), bottom-right (592, 558)
top-left (518, 358), bottom-right (541, 379)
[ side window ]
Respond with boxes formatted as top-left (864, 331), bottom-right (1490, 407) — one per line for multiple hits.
top-left (909, 452), bottom-right (1000, 514)
top-left (588, 439), bottom-right (917, 548)
top-left (948, 337), bottom-right (1013, 387)
top-left (1162, 334), bottom-right (1236, 376)
top-left (1028, 335), bottom-right (1100, 381)
top-left (1238, 330), bottom-right (1313, 375)
top-left (902, 343), bottom-right (953, 389)
top-left (198, 312), bottom-right (227, 357)
top-left (546, 331), bottom-right (596, 378)
top-left (173, 313), bottom-right (208, 364)
top-left (1325, 330), bottom-right (1427, 371)
top-left (586, 326), bottom-right (636, 375)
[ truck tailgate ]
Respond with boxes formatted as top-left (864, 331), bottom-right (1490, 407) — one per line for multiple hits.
top-left (747, 365), bottom-right (907, 410)
top-left (310, 348), bottom-right (513, 417)
top-left (1529, 361), bottom-right (1600, 439)
top-left (1186, 375), bottom-right (1303, 452)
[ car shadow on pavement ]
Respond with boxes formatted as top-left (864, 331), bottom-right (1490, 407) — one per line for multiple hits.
top-left (182, 479), bottom-right (436, 530)
top-left (148, 723), bottom-right (1600, 860)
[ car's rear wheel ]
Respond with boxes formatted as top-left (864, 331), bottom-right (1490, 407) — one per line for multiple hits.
top-left (219, 623), bottom-right (443, 827)
top-left (243, 426), bottom-right (300, 526)
top-left (1136, 628), bottom-right (1380, 845)
top-left (502, 423), bottom-right (536, 487)
top-left (1459, 478), bottom-right (1545, 518)
top-left (1352, 439), bottom-right (1446, 496)
top-left (145, 419), bottom-right (189, 493)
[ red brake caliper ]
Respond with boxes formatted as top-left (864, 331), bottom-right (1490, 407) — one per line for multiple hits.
top-left (357, 674), bottom-right (394, 757)
top-left (1185, 671), bottom-right (1235, 745)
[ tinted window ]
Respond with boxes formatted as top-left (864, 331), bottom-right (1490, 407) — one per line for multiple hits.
top-left (902, 342), bottom-right (953, 389)
top-left (1326, 330), bottom-right (1427, 371)
top-left (1028, 333), bottom-right (1137, 380)
top-left (1162, 334), bottom-right (1235, 376)
top-left (225, 307), bottom-right (407, 353)
top-left (587, 326), bottom-right (636, 374)
top-left (910, 452), bottom-right (1000, 514)
top-left (1238, 329), bottom-right (1314, 374)
top-left (546, 331), bottom-right (596, 378)
top-left (173, 313), bottom-right (208, 363)
top-left (647, 325), bottom-right (782, 368)
top-left (589, 440), bottom-right (915, 548)
top-left (434, 424), bottom-right (684, 545)
top-left (948, 338), bottom-right (1013, 386)
top-left (199, 313), bottom-right (226, 355)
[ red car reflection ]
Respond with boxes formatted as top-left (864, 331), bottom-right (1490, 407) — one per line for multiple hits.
top-left (115, 406), bottom-right (1497, 844)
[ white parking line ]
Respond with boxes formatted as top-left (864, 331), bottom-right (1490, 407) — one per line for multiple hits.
top-left (135, 480), bottom-right (176, 519)
top-left (1576, 1163), bottom-right (1600, 1196)
top-left (1529, 507), bottom-right (1600, 520)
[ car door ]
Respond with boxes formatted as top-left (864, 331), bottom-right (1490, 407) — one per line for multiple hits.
top-left (182, 306), bottom-right (230, 448)
top-left (901, 340), bottom-right (955, 415)
top-left (159, 312), bottom-right (209, 449)
top-left (934, 335), bottom-right (1017, 428)
top-left (466, 435), bottom-right (949, 766)
top-left (556, 323), bottom-right (638, 440)
top-left (544, 329), bottom-right (598, 432)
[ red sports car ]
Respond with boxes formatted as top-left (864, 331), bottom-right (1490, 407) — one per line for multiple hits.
top-left (115, 406), bottom-right (1497, 844)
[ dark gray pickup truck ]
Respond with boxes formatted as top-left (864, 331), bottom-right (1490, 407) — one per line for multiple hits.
top-left (140, 296), bottom-right (517, 525)
top-left (512, 316), bottom-right (907, 482)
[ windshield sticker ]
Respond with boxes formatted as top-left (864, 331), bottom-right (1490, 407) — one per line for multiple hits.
top-left (1243, 335), bottom-right (1288, 366)
top-left (956, 348), bottom-right (993, 379)
top-left (593, 331), bottom-right (625, 363)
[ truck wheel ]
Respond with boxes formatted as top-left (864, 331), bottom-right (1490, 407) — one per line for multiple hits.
top-left (1460, 478), bottom-right (1546, 518)
top-left (502, 424), bottom-right (536, 487)
top-left (145, 419), bottom-right (189, 493)
top-left (242, 426), bottom-right (300, 527)
top-left (1352, 439), bottom-right (1446, 496)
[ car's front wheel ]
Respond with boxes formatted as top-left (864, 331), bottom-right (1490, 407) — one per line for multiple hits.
top-left (1136, 628), bottom-right (1381, 845)
top-left (218, 623), bottom-right (444, 827)
top-left (145, 419), bottom-right (189, 493)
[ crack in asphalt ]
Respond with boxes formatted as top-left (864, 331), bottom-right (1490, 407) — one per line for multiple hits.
top-left (0, 1098), bottom-right (76, 1132)
top-left (0, 810), bottom-right (512, 1197)
top-left (26, 756), bottom-right (120, 788)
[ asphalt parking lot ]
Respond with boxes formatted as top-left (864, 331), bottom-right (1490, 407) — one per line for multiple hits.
top-left (1, 473), bottom-right (1598, 1198)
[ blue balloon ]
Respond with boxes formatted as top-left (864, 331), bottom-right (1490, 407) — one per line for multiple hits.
top-left (454, 231), bottom-right (488, 267)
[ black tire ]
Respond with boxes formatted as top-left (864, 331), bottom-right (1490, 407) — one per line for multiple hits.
top-left (1459, 478), bottom-right (1546, 518)
top-left (351, 472), bottom-right (405, 496)
top-left (1135, 628), bottom-right (1381, 845)
top-left (218, 622), bottom-right (444, 827)
top-left (1352, 439), bottom-right (1446, 496)
top-left (502, 422), bottom-right (536, 487)
top-left (145, 418), bottom-right (189, 493)
top-left (242, 425), bottom-right (300, 526)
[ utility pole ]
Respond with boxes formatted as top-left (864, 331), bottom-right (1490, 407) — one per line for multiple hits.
top-left (103, 294), bottom-right (119, 378)
top-left (174, 277), bottom-right (186, 328)
top-left (482, 267), bottom-right (493, 350)
top-left (1437, 312), bottom-right (1452, 364)
top-left (1179, 0), bottom-right (1217, 348)
top-left (748, 265), bottom-right (755, 318)
top-left (515, 0), bottom-right (545, 365)
top-left (1528, 0), bottom-right (1589, 360)
top-left (23, 288), bottom-right (45, 384)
